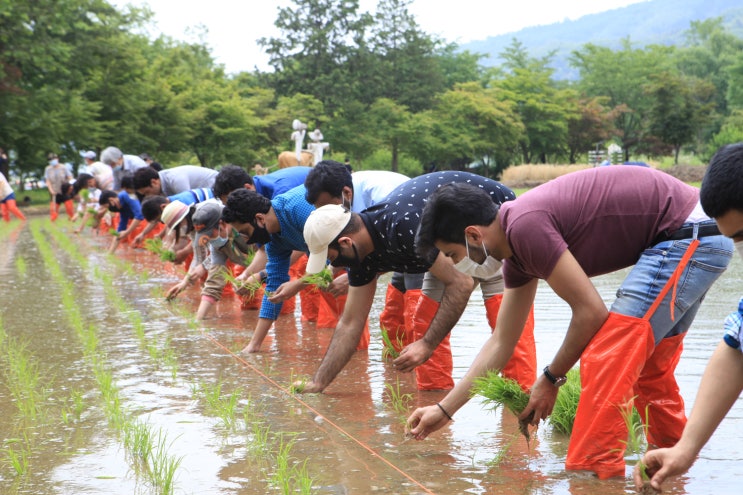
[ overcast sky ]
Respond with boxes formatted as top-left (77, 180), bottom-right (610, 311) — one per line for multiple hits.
top-left (113, 0), bottom-right (647, 73)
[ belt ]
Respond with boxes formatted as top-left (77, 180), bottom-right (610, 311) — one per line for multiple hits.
top-left (653, 222), bottom-right (721, 244)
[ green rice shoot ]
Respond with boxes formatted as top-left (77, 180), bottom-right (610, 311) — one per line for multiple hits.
top-left (223, 271), bottom-right (262, 299)
top-left (473, 371), bottom-right (529, 416)
top-left (380, 326), bottom-right (400, 359)
top-left (304, 267), bottom-right (334, 289)
top-left (549, 367), bottom-right (581, 435)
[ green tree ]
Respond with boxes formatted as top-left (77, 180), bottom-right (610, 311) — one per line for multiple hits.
top-left (566, 96), bottom-right (617, 164)
top-left (259, 0), bottom-right (371, 115)
top-left (414, 82), bottom-right (523, 177)
top-left (644, 71), bottom-right (715, 163)
top-left (571, 40), bottom-right (674, 161)
top-left (495, 40), bottom-right (577, 164)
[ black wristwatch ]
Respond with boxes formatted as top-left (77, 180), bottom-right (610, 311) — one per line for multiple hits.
top-left (543, 366), bottom-right (567, 388)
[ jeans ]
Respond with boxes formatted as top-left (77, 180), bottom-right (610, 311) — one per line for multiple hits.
top-left (611, 232), bottom-right (733, 344)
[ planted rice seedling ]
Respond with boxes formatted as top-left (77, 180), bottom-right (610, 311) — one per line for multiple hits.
top-left (14, 255), bottom-right (26, 277)
top-left (380, 326), bottom-right (403, 359)
top-left (3, 436), bottom-right (30, 476)
top-left (384, 379), bottom-right (413, 425)
top-left (616, 398), bottom-right (658, 494)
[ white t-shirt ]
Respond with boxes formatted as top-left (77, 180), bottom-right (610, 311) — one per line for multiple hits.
top-left (351, 171), bottom-right (409, 212)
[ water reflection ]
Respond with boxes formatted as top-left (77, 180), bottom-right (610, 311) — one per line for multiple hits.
top-left (0, 220), bottom-right (741, 494)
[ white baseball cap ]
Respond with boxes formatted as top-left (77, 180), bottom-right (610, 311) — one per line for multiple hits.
top-left (304, 204), bottom-right (351, 274)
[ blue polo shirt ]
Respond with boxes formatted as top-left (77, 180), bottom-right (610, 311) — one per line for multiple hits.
top-left (254, 167), bottom-right (312, 199)
top-left (116, 191), bottom-right (144, 232)
top-left (260, 185), bottom-right (315, 320)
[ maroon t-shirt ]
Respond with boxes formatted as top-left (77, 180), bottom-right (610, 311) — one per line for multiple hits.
top-left (500, 166), bottom-right (698, 288)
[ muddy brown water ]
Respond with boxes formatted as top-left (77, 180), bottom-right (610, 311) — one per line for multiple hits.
top-left (0, 218), bottom-right (741, 494)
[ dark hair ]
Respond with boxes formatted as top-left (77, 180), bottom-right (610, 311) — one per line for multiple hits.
top-left (73, 173), bottom-right (94, 196)
top-left (133, 167), bottom-right (159, 190)
top-left (141, 196), bottom-right (169, 222)
top-left (99, 189), bottom-right (117, 206)
top-left (149, 161), bottom-right (163, 171)
top-left (416, 183), bottom-right (499, 261)
top-left (700, 142), bottom-right (743, 218)
top-left (304, 160), bottom-right (353, 204)
top-left (214, 165), bottom-right (253, 199)
top-left (120, 173), bottom-right (135, 190)
top-left (221, 188), bottom-right (271, 224)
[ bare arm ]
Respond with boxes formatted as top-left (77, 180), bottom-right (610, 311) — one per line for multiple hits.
top-left (298, 280), bottom-right (377, 393)
top-left (636, 342), bottom-right (743, 491)
top-left (519, 250), bottom-right (608, 424)
top-left (407, 280), bottom-right (537, 438)
top-left (393, 253), bottom-right (475, 371)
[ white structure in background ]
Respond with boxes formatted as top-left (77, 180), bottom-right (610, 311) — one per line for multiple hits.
top-left (291, 119), bottom-right (307, 163)
top-left (308, 128), bottom-right (329, 165)
top-left (607, 143), bottom-right (623, 164)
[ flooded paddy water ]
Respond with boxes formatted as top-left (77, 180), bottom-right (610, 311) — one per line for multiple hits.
top-left (0, 216), bottom-right (741, 495)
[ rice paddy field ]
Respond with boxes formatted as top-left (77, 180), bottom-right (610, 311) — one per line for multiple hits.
top-left (0, 216), bottom-right (741, 495)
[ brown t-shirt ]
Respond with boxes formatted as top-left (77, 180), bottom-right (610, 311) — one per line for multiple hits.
top-left (500, 166), bottom-right (698, 288)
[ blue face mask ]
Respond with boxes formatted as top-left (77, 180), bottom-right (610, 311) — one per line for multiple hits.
top-left (49, 159), bottom-right (59, 166)
top-left (209, 236), bottom-right (228, 249)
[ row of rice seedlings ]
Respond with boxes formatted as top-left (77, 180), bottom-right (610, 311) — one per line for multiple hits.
top-left (32, 221), bottom-right (182, 493)
top-left (48, 223), bottom-right (179, 378)
top-left (384, 378), bottom-right (414, 425)
top-left (55, 221), bottom-right (316, 492)
top-left (122, 418), bottom-right (183, 491)
top-left (14, 255), bottom-right (26, 277)
top-left (192, 379), bottom-right (243, 430)
top-left (3, 434), bottom-right (31, 476)
top-left (60, 389), bottom-right (85, 425)
top-left (189, 376), bottom-right (317, 493)
top-left (270, 433), bottom-right (314, 494)
top-left (0, 322), bottom-right (47, 421)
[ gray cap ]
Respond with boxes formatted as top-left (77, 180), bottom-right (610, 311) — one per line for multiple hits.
top-left (192, 201), bottom-right (223, 233)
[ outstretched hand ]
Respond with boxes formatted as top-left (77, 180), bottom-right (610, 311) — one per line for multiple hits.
top-left (633, 447), bottom-right (695, 492)
top-left (406, 404), bottom-right (451, 440)
top-left (393, 340), bottom-right (434, 373)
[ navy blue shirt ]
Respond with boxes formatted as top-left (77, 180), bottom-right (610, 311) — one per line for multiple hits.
top-left (348, 171), bottom-right (515, 286)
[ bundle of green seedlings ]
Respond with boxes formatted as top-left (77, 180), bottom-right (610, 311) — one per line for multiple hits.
top-left (143, 238), bottom-right (176, 262)
top-left (86, 207), bottom-right (99, 228)
top-left (223, 271), bottom-right (262, 299)
top-left (304, 267), bottom-right (334, 289)
top-left (473, 368), bottom-right (582, 443)
top-left (473, 371), bottom-right (532, 443)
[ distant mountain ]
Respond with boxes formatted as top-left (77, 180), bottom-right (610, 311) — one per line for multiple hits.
top-left (460, 0), bottom-right (743, 79)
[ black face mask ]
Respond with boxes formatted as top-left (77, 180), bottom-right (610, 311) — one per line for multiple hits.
top-left (247, 223), bottom-right (272, 245)
top-left (330, 242), bottom-right (361, 269)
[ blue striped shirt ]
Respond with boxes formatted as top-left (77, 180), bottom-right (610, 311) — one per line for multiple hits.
top-left (168, 187), bottom-right (214, 205)
top-left (259, 185), bottom-right (315, 320)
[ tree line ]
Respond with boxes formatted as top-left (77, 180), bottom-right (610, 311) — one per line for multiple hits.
top-left (2, 0), bottom-right (743, 183)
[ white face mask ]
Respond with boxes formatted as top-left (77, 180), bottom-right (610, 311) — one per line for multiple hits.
top-left (735, 240), bottom-right (743, 261)
top-left (453, 237), bottom-right (502, 279)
